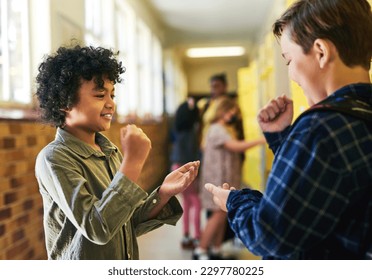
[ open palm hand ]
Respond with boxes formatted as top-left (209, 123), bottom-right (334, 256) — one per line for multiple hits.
top-left (159, 161), bottom-right (200, 198)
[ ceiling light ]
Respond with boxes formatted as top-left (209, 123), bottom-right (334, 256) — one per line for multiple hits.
top-left (186, 46), bottom-right (245, 58)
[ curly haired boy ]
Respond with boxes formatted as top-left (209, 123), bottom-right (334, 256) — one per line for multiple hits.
top-left (35, 45), bottom-right (199, 259)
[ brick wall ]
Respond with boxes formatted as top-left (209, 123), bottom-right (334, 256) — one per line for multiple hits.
top-left (0, 119), bottom-right (170, 259)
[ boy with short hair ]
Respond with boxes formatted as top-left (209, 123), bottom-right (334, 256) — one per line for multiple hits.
top-left (35, 45), bottom-right (199, 259)
top-left (205, 0), bottom-right (372, 259)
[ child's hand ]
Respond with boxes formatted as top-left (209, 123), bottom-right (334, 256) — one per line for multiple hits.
top-left (159, 161), bottom-right (200, 198)
top-left (257, 95), bottom-right (293, 132)
top-left (119, 125), bottom-right (151, 183)
top-left (204, 183), bottom-right (235, 212)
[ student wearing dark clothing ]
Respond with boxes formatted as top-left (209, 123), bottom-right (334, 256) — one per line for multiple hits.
top-left (171, 97), bottom-right (202, 249)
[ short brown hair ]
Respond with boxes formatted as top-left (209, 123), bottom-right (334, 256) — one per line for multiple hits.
top-left (273, 0), bottom-right (372, 70)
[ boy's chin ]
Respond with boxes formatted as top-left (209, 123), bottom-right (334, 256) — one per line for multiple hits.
top-left (97, 124), bottom-right (111, 132)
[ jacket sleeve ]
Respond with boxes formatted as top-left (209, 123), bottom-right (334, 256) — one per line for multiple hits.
top-left (132, 187), bottom-right (183, 236)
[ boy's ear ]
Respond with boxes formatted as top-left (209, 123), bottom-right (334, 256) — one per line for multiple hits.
top-left (313, 39), bottom-right (335, 69)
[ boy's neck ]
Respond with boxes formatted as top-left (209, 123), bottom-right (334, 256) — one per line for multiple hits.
top-left (63, 126), bottom-right (101, 151)
top-left (326, 64), bottom-right (370, 97)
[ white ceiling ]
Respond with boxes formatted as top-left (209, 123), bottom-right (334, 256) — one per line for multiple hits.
top-left (145, 0), bottom-right (276, 48)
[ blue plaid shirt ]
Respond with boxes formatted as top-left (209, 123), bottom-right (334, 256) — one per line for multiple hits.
top-left (227, 83), bottom-right (372, 259)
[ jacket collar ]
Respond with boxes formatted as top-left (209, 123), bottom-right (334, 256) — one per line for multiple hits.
top-left (56, 128), bottom-right (118, 159)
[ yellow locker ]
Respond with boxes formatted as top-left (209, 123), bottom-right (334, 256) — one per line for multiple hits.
top-left (258, 34), bottom-right (276, 187)
top-left (238, 64), bottom-right (263, 191)
top-left (290, 81), bottom-right (309, 120)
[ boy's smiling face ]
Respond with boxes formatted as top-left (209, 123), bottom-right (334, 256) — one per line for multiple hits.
top-left (64, 78), bottom-right (116, 134)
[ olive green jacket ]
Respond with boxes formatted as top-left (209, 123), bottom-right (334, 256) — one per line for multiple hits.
top-left (35, 128), bottom-right (182, 259)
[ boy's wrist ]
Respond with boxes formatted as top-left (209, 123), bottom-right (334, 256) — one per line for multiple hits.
top-left (157, 186), bottom-right (172, 201)
top-left (119, 160), bottom-right (144, 185)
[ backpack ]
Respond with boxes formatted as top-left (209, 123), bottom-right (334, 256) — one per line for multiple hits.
top-left (297, 90), bottom-right (372, 123)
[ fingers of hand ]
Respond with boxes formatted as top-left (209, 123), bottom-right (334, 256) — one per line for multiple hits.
top-left (179, 161), bottom-right (200, 174)
top-left (177, 163), bottom-right (198, 191)
top-left (127, 125), bottom-right (152, 147)
top-left (204, 183), bottom-right (217, 193)
top-left (259, 106), bottom-right (277, 122)
top-left (222, 183), bottom-right (230, 190)
top-left (259, 97), bottom-right (288, 122)
top-left (275, 97), bottom-right (287, 112)
top-left (282, 94), bottom-right (293, 105)
top-left (188, 166), bottom-right (196, 182)
top-left (194, 161), bottom-right (200, 176)
top-left (182, 172), bottom-right (192, 189)
top-left (125, 124), bottom-right (144, 136)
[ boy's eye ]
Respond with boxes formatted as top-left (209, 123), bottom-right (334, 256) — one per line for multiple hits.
top-left (94, 89), bottom-right (105, 95)
top-left (286, 60), bottom-right (291, 66)
top-left (111, 95), bottom-right (116, 99)
top-left (96, 95), bottom-right (105, 98)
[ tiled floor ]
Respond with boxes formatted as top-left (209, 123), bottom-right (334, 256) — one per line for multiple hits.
top-left (137, 204), bottom-right (261, 260)
top-left (138, 219), bottom-right (193, 260)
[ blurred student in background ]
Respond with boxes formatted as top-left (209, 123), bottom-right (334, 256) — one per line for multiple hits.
top-left (171, 97), bottom-right (202, 249)
top-left (198, 73), bottom-right (230, 150)
top-left (193, 98), bottom-right (265, 260)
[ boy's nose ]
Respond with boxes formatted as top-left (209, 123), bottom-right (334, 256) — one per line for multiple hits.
top-left (105, 102), bottom-right (113, 109)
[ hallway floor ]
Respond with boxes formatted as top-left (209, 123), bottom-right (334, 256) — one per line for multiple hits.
top-left (138, 204), bottom-right (261, 260)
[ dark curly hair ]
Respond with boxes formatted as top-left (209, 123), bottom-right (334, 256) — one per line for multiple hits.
top-left (35, 45), bottom-right (125, 127)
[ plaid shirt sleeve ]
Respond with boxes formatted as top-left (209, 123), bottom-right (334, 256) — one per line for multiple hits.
top-left (263, 126), bottom-right (291, 155)
top-left (227, 112), bottom-right (371, 258)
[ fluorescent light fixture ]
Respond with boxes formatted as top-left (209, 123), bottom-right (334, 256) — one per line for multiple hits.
top-left (186, 46), bottom-right (245, 58)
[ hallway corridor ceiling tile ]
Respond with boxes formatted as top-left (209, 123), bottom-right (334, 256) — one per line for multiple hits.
top-left (145, 0), bottom-right (275, 47)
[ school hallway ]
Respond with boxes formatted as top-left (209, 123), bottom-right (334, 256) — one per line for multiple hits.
top-left (138, 199), bottom-right (261, 260)
top-left (1, 0), bottom-right (371, 262)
